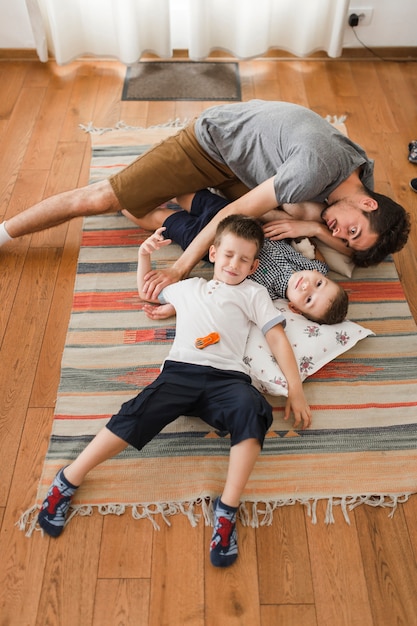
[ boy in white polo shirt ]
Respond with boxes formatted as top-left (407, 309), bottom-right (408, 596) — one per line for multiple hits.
top-left (38, 215), bottom-right (311, 568)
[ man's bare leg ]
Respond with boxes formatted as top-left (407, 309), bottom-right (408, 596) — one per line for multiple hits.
top-left (1, 179), bottom-right (121, 242)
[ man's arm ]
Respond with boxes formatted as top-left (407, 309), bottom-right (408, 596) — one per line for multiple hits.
top-left (143, 177), bottom-right (278, 299)
top-left (263, 219), bottom-right (353, 257)
top-left (264, 324), bottom-right (312, 430)
top-left (261, 201), bottom-right (354, 257)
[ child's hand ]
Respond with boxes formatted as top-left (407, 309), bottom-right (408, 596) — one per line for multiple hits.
top-left (284, 392), bottom-right (312, 430)
top-left (139, 227), bottom-right (172, 256)
top-left (142, 302), bottom-right (176, 320)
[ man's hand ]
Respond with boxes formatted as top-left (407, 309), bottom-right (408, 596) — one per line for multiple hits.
top-left (263, 219), bottom-right (321, 241)
top-left (142, 302), bottom-right (176, 320)
top-left (141, 266), bottom-right (183, 300)
top-left (284, 391), bottom-right (312, 430)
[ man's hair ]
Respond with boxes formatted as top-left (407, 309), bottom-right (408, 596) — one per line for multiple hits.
top-left (352, 187), bottom-right (411, 267)
top-left (307, 284), bottom-right (349, 325)
top-left (214, 214), bottom-right (265, 257)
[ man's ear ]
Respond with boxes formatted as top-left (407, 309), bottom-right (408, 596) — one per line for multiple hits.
top-left (361, 196), bottom-right (378, 212)
top-left (208, 244), bottom-right (216, 263)
top-left (247, 258), bottom-right (260, 275)
top-left (287, 301), bottom-right (302, 315)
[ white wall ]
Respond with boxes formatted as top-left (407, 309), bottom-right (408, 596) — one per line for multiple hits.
top-left (0, 0), bottom-right (416, 52)
top-left (344, 0), bottom-right (417, 48)
top-left (0, 0), bottom-right (35, 48)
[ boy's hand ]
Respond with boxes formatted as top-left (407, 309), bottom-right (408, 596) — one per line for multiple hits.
top-left (142, 302), bottom-right (176, 320)
top-left (284, 391), bottom-right (312, 430)
top-left (139, 227), bottom-right (172, 256)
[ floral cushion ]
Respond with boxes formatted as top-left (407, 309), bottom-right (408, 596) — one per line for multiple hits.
top-left (244, 299), bottom-right (374, 396)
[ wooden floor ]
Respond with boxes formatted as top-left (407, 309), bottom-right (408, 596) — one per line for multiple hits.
top-left (0, 55), bottom-right (417, 626)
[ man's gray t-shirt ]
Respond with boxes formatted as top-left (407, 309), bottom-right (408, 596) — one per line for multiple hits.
top-left (194, 100), bottom-right (374, 205)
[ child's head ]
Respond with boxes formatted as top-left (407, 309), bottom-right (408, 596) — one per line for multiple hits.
top-left (286, 269), bottom-right (348, 324)
top-left (209, 215), bottom-right (264, 285)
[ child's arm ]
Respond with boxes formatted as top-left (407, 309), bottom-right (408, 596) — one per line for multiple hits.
top-left (137, 227), bottom-right (172, 302)
top-left (264, 324), bottom-right (312, 430)
top-left (142, 302), bottom-right (176, 320)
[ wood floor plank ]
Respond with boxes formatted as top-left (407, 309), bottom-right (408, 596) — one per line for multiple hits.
top-left (260, 604), bottom-right (317, 626)
top-left (205, 523), bottom-right (261, 626)
top-left (146, 101), bottom-right (177, 128)
top-left (352, 62), bottom-right (399, 134)
top-left (0, 248), bottom-right (62, 504)
top-left (92, 579), bottom-right (151, 626)
top-left (0, 61), bottom-right (30, 119)
top-left (355, 504), bottom-right (417, 626)
top-left (35, 515), bottom-right (103, 626)
top-left (29, 218), bottom-right (82, 407)
top-left (256, 504), bottom-right (314, 605)
top-left (306, 502), bottom-right (374, 626)
top-left (0, 86), bottom-right (45, 214)
top-left (402, 495), bottom-right (417, 563)
top-left (266, 61), bottom-right (309, 106)
top-left (98, 514), bottom-right (153, 579)
top-left (30, 141), bottom-right (87, 248)
top-left (325, 61), bottom-right (359, 99)
top-left (120, 100), bottom-right (149, 128)
top-left (0, 170), bottom-right (48, 342)
top-left (149, 514), bottom-right (204, 626)
top-left (252, 60), bottom-right (283, 101)
top-left (60, 64), bottom-right (103, 143)
top-left (0, 408), bottom-right (53, 626)
top-left (90, 62), bottom-right (125, 129)
top-left (22, 73), bottom-right (75, 171)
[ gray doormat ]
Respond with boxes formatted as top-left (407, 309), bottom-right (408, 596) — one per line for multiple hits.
top-left (122, 61), bottom-right (241, 101)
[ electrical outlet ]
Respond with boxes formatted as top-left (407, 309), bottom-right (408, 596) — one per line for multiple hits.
top-left (349, 7), bottom-right (373, 26)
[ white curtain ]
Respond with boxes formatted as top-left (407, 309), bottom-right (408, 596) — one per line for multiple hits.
top-left (25, 0), bottom-right (172, 65)
top-left (186, 0), bottom-right (350, 60)
top-left (26, 0), bottom-right (350, 66)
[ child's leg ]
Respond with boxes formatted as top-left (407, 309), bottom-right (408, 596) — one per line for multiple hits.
top-left (210, 438), bottom-right (260, 568)
top-left (174, 193), bottom-right (196, 211)
top-left (38, 427), bottom-right (127, 537)
top-left (221, 438), bottom-right (261, 507)
top-left (121, 207), bottom-right (177, 230)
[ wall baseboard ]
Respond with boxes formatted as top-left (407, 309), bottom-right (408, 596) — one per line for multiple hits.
top-left (0, 47), bottom-right (416, 62)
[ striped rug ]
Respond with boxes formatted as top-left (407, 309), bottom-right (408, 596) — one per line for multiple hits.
top-left (20, 125), bottom-right (417, 534)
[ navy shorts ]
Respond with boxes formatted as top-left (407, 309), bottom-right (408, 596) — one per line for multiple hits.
top-left (163, 189), bottom-right (230, 259)
top-left (106, 360), bottom-right (273, 450)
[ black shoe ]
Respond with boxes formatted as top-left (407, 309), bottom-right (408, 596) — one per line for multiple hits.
top-left (408, 141), bottom-right (417, 164)
top-left (410, 178), bottom-right (417, 192)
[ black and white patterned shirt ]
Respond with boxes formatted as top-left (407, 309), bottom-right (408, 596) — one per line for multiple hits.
top-left (250, 239), bottom-right (329, 300)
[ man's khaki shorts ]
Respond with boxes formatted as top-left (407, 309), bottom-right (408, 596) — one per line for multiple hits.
top-left (109, 122), bottom-right (250, 218)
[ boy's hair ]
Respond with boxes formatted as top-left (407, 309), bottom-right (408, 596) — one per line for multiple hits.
top-left (214, 214), bottom-right (264, 258)
top-left (352, 187), bottom-right (411, 267)
top-left (307, 284), bottom-right (349, 325)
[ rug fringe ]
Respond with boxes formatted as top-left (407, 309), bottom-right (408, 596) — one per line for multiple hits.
top-left (79, 113), bottom-right (346, 135)
top-left (325, 114), bottom-right (348, 124)
top-left (79, 119), bottom-right (188, 135)
top-left (16, 493), bottom-right (410, 537)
